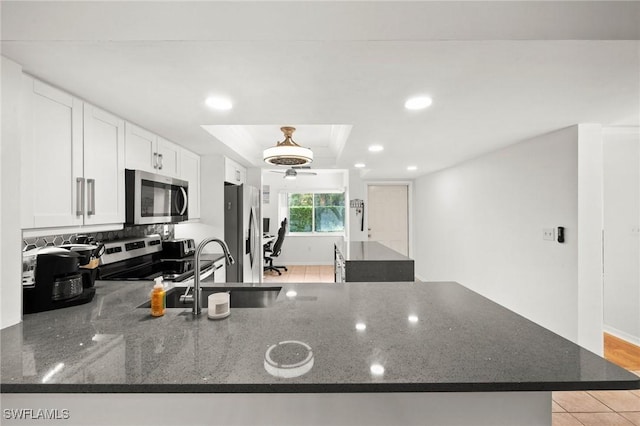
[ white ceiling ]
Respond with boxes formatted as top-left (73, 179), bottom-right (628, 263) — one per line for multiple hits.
top-left (2, 1), bottom-right (638, 179)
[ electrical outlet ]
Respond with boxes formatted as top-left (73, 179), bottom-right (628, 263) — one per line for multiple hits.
top-left (543, 228), bottom-right (555, 241)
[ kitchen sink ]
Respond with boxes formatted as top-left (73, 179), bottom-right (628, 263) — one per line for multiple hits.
top-left (137, 287), bottom-right (282, 309)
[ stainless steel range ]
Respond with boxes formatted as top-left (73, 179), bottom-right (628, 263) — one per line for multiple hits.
top-left (97, 235), bottom-right (215, 283)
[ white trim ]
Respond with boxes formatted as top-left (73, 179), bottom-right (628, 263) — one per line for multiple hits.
top-left (22, 223), bottom-right (124, 239)
top-left (603, 325), bottom-right (640, 347)
top-left (281, 188), bottom-right (346, 194)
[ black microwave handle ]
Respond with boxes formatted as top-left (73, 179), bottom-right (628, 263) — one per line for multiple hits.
top-left (177, 187), bottom-right (188, 216)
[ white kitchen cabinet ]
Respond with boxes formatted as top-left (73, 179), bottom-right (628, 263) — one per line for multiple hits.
top-left (180, 148), bottom-right (200, 220)
top-left (157, 137), bottom-right (181, 178)
top-left (82, 104), bottom-right (125, 225)
top-left (21, 77), bottom-right (125, 229)
top-left (22, 77), bottom-right (84, 228)
top-left (124, 123), bottom-right (156, 173)
top-left (224, 157), bottom-right (246, 185)
top-left (125, 123), bottom-right (181, 178)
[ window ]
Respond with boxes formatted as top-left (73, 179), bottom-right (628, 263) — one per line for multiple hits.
top-left (288, 192), bottom-right (345, 233)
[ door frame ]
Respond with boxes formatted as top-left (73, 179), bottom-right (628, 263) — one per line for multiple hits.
top-left (365, 181), bottom-right (414, 258)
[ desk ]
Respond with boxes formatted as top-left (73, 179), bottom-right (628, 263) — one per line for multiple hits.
top-left (262, 234), bottom-right (276, 247)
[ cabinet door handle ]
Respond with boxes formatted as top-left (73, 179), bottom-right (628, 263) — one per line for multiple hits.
top-left (158, 153), bottom-right (163, 170)
top-left (153, 152), bottom-right (158, 169)
top-left (87, 179), bottom-right (96, 216)
top-left (76, 177), bottom-right (85, 216)
top-left (235, 169), bottom-right (240, 182)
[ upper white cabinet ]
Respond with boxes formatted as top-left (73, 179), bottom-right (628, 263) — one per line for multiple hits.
top-left (180, 149), bottom-right (201, 220)
top-left (157, 137), bottom-right (181, 178)
top-left (125, 123), bottom-right (180, 178)
top-left (224, 157), bottom-right (246, 185)
top-left (82, 104), bottom-right (125, 225)
top-left (21, 77), bottom-right (125, 229)
top-left (22, 78), bottom-right (84, 228)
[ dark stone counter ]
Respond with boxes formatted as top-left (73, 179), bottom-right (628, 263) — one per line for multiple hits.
top-left (1, 280), bottom-right (638, 393)
top-left (334, 241), bottom-right (414, 281)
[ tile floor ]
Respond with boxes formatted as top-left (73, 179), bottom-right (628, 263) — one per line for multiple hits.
top-left (263, 264), bottom-right (334, 283)
top-left (552, 371), bottom-right (640, 425)
top-left (263, 265), bottom-right (640, 425)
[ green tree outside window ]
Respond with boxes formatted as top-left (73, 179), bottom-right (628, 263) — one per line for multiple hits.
top-left (288, 193), bottom-right (345, 233)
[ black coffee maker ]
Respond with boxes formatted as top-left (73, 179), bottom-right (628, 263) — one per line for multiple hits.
top-left (22, 248), bottom-right (96, 314)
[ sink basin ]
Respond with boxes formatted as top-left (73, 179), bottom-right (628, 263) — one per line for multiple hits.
top-left (138, 287), bottom-right (282, 309)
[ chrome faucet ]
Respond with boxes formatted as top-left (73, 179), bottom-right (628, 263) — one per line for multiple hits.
top-left (186, 237), bottom-right (234, 316)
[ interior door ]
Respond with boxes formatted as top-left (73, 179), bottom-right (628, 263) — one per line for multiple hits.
top-left (367, 185), bottom-right (409, 256)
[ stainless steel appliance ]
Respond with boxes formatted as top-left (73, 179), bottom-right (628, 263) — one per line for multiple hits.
top-left (162, 238), bottom-right (195, 259)
top-left (97, 235), bottom-right (215, 282)
top-left (224, 184), bottom-right (260, 283)
top-left (22, 247), bottom-right (96, 314)
top-left (125, 169), bottom-right (188, 225)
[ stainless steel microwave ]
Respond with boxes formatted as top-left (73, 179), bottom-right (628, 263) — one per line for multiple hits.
top-left (125, 169), bottom-right (188, 225)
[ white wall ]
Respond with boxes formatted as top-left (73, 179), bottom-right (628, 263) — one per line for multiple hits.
top-left (603, 127), bottom-right (640, 345)
top-left (577, 123), bottom-right (604, 354)
top-left (414, 127), bottom-right (580, 344)
top-left (1, 57), bottom-right (25, 329)
top-left (262, 170), bottom-right (347, 265)
top-left (174, 155), bottom-right (225, 254)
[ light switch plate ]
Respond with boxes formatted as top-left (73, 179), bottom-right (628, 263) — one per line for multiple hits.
top-left (543, 228), bottom-right (555, 241)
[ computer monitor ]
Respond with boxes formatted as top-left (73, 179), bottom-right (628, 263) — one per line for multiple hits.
top-left (263, 218), bottom-right (270, 234)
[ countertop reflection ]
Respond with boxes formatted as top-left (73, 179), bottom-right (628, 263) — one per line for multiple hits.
top-left (2, 280), bottom-right (638, 393)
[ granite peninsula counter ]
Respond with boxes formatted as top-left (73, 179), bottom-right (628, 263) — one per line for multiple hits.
top-left (334, 241), bottom-right (415, 282)
top-left (2, 279), bottom-right (638, 425)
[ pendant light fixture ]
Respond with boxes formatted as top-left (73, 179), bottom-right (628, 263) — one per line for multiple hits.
top-left (263, 126), bottom-right (314, 166)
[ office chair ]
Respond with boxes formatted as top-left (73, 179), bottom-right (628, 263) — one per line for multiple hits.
top-left (264, 218), bottom-right (288, 275)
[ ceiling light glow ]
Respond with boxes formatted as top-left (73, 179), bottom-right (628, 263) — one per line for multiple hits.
top-left (370, 364), bottom-right (385, 376)
top-left (408, 315), bottom-right (419, 323)
top-left (205, 96), bottom-right (233, 111)
top-left (405, 96), bottom-right (433, 110)
top-left (354, 163), bottom-right (366, 168)
top-left (368, 145), bottom-right (384, 153)
top-left (407, 165), bottom-right (418, 171)
top-left (355, 322), bottom-right (367, 331)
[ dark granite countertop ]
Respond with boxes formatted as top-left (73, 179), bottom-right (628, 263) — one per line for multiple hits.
top-left (1, 280), bottom-right (638, 394)
top-left (335, 241), bottom-right (413, 262)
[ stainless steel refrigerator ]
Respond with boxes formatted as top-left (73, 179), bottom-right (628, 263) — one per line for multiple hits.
top-left (224, 183), bottom-right (260, 283)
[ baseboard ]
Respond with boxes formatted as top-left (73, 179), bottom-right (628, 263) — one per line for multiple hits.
top-left (603, 325), bottom-right (640, 347)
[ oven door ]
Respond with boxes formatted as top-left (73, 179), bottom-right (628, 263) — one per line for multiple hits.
top-left (126, 169), bottom-right (188, 224)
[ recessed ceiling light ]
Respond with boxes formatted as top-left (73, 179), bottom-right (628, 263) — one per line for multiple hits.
top-left (404, 96), bottom-right (433, 110)
top-left (368, 145), bottom-right (384, 153)
top-left (354, 163), bottom-right (366, 168)
top-left (205, 96), bottom-right (233, 111)
top-left (355, 322), bottom-right (367, 331)
top-left (370, 364), bottom-right (385, 376)
top-left (407, 165), bottom-right (418, 171)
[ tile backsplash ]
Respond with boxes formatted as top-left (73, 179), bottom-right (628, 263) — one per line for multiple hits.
top-left (22, 224), bottom-right (175, 251)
